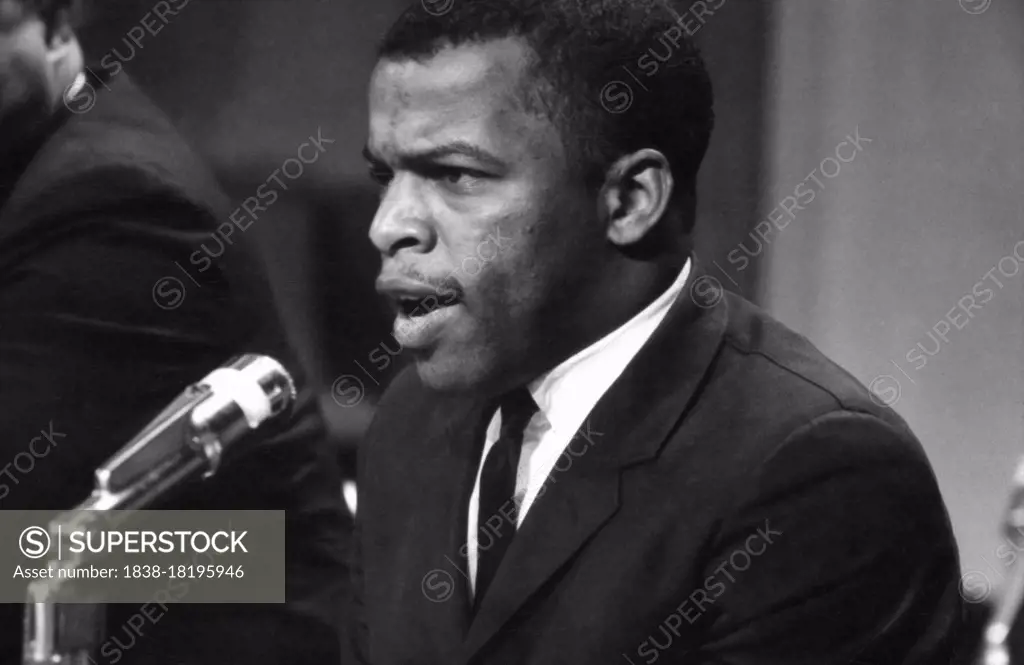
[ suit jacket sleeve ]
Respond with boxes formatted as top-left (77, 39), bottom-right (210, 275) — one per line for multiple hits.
top-left (690, 410), bottom-right (963, 665)
top-left (0, 195), bottom-right (236, 509)
top-left (0, 191), bottom-right (347, 664)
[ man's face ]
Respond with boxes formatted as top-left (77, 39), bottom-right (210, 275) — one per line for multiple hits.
top-left (0, 1), bottom-right (53, 142)
top-left (366, 37), bottom-right (605, 394)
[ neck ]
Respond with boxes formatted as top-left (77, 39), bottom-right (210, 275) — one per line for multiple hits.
top-left (516, 252), bottom-right (689, 390)
top-left (581, 255), bottom-right (686, 341)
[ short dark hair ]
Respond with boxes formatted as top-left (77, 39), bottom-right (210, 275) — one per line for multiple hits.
top-left (378, 0), bottom-right (715, 224)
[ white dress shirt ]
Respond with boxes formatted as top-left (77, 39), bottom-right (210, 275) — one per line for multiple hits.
top-left (465, 258), bottom-right (692, 596)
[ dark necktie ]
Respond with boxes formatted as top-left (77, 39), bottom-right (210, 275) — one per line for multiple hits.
top-left (474, 387), bottom-right (539, 609)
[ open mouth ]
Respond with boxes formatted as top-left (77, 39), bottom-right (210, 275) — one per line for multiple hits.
top-left (395, 294), bottom-right (462, 318)
top-left (376, 275), bottom-right (466, 348)
top-left (397, 296), bottom-right (430, 318)
top-left (391, 294), bottom-right (463, 349)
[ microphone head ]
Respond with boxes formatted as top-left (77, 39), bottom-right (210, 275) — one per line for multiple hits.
top-left (191, 354), bottom-right (297, 432)
top-left (188, 354), bottom-right (297, 464)
top-left (94, 354), bottom-right (297, 497)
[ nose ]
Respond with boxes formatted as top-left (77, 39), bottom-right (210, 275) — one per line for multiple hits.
top-left (369, 176), bottom-right (435, 257)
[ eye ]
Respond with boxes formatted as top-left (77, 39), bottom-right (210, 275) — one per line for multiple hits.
top-left (441, 168), bottom-right (467, 184)
top-left (432, 166), bottom-right (486, 190)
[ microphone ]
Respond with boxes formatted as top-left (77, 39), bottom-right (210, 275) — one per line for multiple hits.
top-left (82, 353), bottom-right (297, 512)
top-left (22, 354), bottom-right (296, 665)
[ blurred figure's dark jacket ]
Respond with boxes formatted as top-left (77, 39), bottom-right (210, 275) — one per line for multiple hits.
top-left (0, 68), bottom-right (348, 664)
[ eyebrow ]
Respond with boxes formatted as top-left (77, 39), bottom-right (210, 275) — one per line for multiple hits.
top-left (362, 141), bottom-right (505, 170)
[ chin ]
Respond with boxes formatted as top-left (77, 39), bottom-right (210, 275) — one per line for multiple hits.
top-left (412, 348), bottom-right (500, 396)
top-left (413, 359), bottom-right (481, 395)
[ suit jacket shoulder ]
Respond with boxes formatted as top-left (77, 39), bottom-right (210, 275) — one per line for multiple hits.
top-left (0, 72), bottom-right (228, 235)
top-left (706, 292), bottom-right (928, 474)
top-left (722, 292), bottom-right (905, 422)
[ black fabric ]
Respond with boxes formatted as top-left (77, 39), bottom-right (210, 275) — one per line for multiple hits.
top-left (474, 388), bottom-right (538, 610)
top-left (0, 64), bottom-right (108, 211)
top-left (345, 276), bottom-right (964, 665)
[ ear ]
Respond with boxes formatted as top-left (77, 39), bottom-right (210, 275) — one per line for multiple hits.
top-left (598, 148), bottom-right (674, 247)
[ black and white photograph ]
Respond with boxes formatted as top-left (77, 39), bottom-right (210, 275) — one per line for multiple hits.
top-left (0, 0), bottom-right (1021, 663)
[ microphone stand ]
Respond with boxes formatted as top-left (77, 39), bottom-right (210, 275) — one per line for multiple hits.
top-left (977, 456), bottom-right (1024, 665)
top-left (22, 401), bottom-right (218, 665)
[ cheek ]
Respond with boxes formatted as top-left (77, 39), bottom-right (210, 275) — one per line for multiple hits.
top-left (473, 245), bottom-right (549, 341)
top-left (447, 182), bottom-right (581, 314)
top-left (444, 203), bottom-right (529, 287)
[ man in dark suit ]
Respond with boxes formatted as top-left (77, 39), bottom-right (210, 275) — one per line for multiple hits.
top-left (348, 0), bottom-right (965, 663)
top-left (0, 1), bottom-right (347, 663)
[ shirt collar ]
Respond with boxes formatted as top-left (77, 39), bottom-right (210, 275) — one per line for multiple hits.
top-left (526, 257), bottom-right (692, 437)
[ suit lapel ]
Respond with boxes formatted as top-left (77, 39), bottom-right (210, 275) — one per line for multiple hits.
top-left (460, 263), bottom-right (730, 663)
top-left (460, 462), bottom-right (622, 662)
top-left (402, 393), bottom-right (500, 661)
